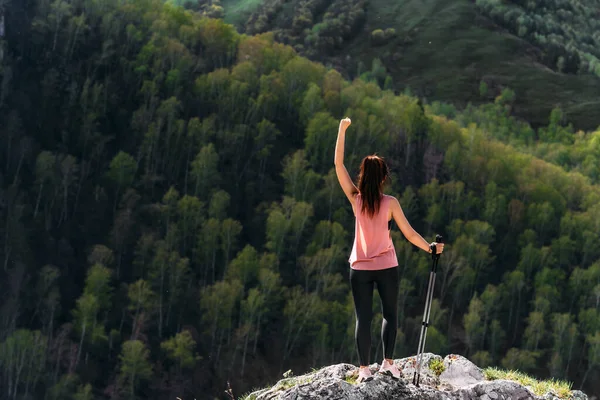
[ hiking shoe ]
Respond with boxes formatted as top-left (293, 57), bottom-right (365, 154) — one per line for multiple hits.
top-left (357, 367), bottom-right (373, 383)
top-left (379, 359), bottom-right (402, 379)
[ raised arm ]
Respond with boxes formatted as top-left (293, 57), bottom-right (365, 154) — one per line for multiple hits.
top-left (334, 118), bottom-right (358, 205)
top-left (390, 197), bottom-right (444, 254)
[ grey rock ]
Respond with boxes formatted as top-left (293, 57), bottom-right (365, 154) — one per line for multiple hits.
top-left (249, 355), bottom-right (590, 400)
top-left (311, 364), bottom-right (355, 381)
top-left (396, 352), bottom-right (443, 388)
top-left (572, 391), bottom-right (590, 400)
top-left (439, 354), bottom-right (485, 389)
top-left (278, 378), bottom-right (356, 400)
top-left (540, 389), bottom-right (590, 400)
top-left (455, 380), bottom-right (536, 399)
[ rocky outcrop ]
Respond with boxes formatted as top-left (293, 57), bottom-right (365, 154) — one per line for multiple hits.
top-left (247, 354), bottom-right (589, 400)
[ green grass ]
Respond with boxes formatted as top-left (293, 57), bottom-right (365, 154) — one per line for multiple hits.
top-left (343, 374), bottom-right (359, 385)
top-left (273, 376), bottom-right (313, 391)
top-left (484, 367), bottom-right (573, 399)
top-left (429, 358), bottom-right (446, 376)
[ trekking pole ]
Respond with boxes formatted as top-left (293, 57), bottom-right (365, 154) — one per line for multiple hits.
top-left (413, 234), bottom-right (443, 387)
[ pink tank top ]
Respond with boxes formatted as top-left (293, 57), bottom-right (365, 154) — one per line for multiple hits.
top-left (349, 194), bottom-right (398, 270)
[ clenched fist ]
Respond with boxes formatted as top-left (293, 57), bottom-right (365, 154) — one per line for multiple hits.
top-left (339, 117), bottom-right (352, 130)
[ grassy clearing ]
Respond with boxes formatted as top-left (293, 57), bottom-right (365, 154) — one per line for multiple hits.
top-left (484, 367), bottom-right (573, 399)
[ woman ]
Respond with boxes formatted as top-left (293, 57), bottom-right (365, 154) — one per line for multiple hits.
top-left (334, 117), bottom-right (444, 383)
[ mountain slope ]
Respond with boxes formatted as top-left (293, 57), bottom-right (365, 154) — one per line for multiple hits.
top-left (222, 0), bottom-right (600, 131)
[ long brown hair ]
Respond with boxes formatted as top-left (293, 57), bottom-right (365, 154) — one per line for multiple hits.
top-left (357, 155), bottom-right (389, 218)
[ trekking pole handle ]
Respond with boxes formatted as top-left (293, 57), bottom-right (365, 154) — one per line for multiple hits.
top-left (430, 235), bottom-right (443, 260)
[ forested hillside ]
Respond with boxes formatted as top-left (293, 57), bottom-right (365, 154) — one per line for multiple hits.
top-left (213, 0), bottom-right (600, 131)
top-left (0, 1), bottom-right (599, 400)
top-left (476, 0), bottom-right (600, 76)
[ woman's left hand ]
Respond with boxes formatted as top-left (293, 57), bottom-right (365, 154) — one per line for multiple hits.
top-left (430, 242), bottom-right (444, 254)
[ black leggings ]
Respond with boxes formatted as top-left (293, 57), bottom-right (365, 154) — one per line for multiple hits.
top-left (350, 266), bottom-right (399, 366)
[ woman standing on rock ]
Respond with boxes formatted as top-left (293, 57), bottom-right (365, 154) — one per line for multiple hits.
top-left (334, 117), bottom-right (444, 383)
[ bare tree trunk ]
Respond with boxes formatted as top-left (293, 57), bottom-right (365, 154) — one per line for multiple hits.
top-left (13, 346), bottom-right (27, 400)
top-left (211, 246), bottom-right (217, 283)
top-left (59, 177), bottom-right (69, 226)
top-left (580, 366), bottom-right (592, 389)
top-left (68, 16), bottom-right (82, 62)
top-left (3, 211), bottom-right (11, 272)
top-left (507, 294), bottom-right (514, 343)
top-left (71, 161), bottom-right (88, 220)
top-left (12, 151), bottom-right (24, 186)
top-left (6, 349), bottom-right (13, 399)
top-left (34, 183), bottom-right (43, 218)
top-left (448, 301), bottom-right (455, 339)
top-left (53, 334), bottom-right (64, 383)
top-left (75, 322), bottom-right (86, 369)
top-left (48, 305), bottom-right (55, 344)
top-left (239, 328), bottom-right (250, 377)
top-left (215, 329), bottom-right (224, 368)
top-left (253, 315), bottom-right (262, 355)
top-left (512, 289), bottom-right (522, 343)
top-left (166, 296), bottom-right (173, 332)
top-left (159, 263), bottom-right (165, 338)
top-left (3, 244), bottom-right (11, 272)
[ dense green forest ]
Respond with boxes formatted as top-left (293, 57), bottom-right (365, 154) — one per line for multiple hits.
top-left (0, 0), bottom-right (599, 399)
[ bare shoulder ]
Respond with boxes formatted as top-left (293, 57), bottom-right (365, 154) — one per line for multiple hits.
top-left (386, 195), bottom-right (400, 206)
